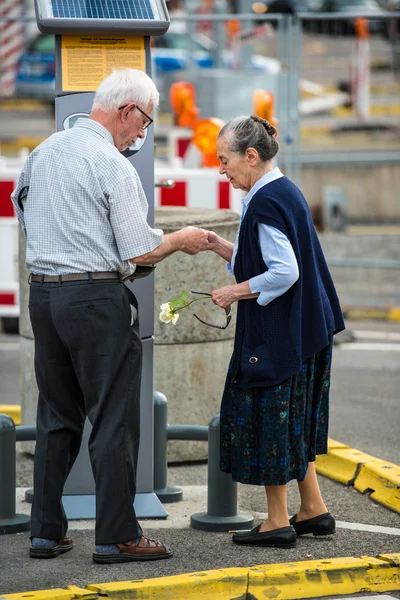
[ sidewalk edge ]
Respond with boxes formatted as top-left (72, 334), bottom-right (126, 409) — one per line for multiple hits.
top-left (316, 439), bottom-right (400, 514)
top-left (1, 555), bottom-right (399, 600)
top-left (343, 307), bottom-right (400, 321)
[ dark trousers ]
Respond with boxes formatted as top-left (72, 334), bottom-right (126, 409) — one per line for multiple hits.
top-left (29, 279), bottom-right (143, 544)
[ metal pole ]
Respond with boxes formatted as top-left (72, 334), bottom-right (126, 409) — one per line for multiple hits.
top-left (289, 14), bottom-right (302, 187)
top-left (0, 415), bottom-right (30, 535)
top-left (153, 392), bottom-right (183, 503)
top-left (167, 424), bottom-right (208, 441)
top-left (191, 414), bottom-right (254, 531)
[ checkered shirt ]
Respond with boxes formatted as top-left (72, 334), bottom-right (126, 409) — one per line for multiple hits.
top-left (11, 119), bottom-right (163, 279)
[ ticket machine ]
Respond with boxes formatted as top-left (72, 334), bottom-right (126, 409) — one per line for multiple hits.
top-left (34, 0), bottom-right (170, 518)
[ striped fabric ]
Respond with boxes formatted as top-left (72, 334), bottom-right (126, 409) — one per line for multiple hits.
top-left (11, 119), bottom-right (163, 279)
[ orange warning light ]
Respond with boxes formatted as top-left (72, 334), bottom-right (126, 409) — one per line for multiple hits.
top-left (226, 19), bottom-right (241, 41)
top-left (355, 18), bottom-right (369, 40)
top-left (253, 90), bottom-right (278, 131)
top-left (169, 82), bottom-right (200, 128)
top-left (193, 118), bottom-right (225, 167)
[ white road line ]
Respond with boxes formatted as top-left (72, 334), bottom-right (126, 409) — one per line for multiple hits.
top-left (354, 330), bottom-right (400, 342)
top-left (336, 520), bottom-right (400, 536)
top-left (339, 342), bottom-right (400, 351)
top-left (0, 343), bottom-right (20, 351)
top-left (311, 597), bottom-right (397, 600)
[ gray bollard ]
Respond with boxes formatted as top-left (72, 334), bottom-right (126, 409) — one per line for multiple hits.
top-left (191, 414), bottom-right (254, 532)
top-left (153, 392), bottom-right (183, 503)
top-left (0, 415), bottom-right (31, 534)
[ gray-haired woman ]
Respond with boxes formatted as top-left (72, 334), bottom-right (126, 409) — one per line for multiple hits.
top-left (207, 116), bottom-right (345, 548)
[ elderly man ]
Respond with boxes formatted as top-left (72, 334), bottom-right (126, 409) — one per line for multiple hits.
top-left (11, 68), bottom-right (209, 563)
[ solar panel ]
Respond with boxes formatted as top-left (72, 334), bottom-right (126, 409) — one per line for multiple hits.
top-left (51, 0), bottom-right (155, 20)
top-left (35, 0), bottom-right (169, 35)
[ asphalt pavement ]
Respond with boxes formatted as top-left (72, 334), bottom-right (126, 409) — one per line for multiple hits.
top-left (0, 320), bottom-right (399, 596)
top-left (0, 476), bottom-right (399, 595)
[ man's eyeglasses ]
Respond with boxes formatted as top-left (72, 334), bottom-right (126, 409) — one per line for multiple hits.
top-left (118, 104), bottom-right (153, 130)
top-left (191, 291), bottom-right (232, 330)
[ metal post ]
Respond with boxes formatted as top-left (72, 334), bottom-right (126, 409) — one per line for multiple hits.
top-left (191, 414), bottom-right (254, 531)
top-left (0, 415), bottom-right (30, 535)
top-left (153, 392), bottom-right (183, 503)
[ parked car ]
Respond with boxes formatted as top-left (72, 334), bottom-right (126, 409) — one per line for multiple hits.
top-left (15, 33), bottom-right (280, 102)
top-left (307, 0), bottom-right (390, 36)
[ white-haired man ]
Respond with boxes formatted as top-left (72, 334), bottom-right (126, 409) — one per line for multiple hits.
top-left (12, 68), bottom-right (210, 563)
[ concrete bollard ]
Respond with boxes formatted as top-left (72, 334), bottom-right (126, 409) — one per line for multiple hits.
top-left (153, 392), bottom-right (183, 503)
top-left (190, 414), bottom-right (254, 532)
top-left (153, 208), bottom-right (240, 462)
top-left (0, 415), bottom-right (31, 534)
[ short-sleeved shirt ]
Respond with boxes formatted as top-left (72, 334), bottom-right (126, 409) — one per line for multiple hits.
top-left (11, 119), bottom-right (163, 279)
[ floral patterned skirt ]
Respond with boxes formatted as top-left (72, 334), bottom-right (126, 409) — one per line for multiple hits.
top-left (220, 337), bottom-right (333, 486)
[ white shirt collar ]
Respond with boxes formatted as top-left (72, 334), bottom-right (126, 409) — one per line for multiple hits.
top-left (75, 118), bottom-right (115, 146)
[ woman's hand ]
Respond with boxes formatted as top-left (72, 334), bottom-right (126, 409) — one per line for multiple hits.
top-left (212, 281), bottom-right (259, 308)
top-left (211, 285), bottom-right (238, 309)
top-left (203, 230), bottom-right (219, 249)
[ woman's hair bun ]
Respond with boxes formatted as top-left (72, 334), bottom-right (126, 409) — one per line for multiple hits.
top-left (250, 115), bottom-right (277, 137)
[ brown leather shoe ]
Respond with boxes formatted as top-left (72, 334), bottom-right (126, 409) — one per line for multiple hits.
top-left (92, 535), bottom-right (173, 563)
top-left (30, 535), bottom-right (73, 558)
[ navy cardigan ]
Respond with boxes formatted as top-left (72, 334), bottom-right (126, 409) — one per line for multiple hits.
top-left (231, 175), bottom-right (345, 388)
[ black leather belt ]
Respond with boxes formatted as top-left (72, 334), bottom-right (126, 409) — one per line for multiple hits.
top-left (30, 272), bottom-right (120, 283)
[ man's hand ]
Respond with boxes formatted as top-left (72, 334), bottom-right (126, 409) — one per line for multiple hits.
top-left (179, 227), bottom-right (210, 255)
top-left (129, 227), bottom-right (211, 265)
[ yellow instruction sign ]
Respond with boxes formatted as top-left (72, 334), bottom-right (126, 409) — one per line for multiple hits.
top-left (61, 36), bottom-right (145, 91)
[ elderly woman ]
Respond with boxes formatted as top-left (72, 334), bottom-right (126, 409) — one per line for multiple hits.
top-left (208, 116), bottom-right (345, 548)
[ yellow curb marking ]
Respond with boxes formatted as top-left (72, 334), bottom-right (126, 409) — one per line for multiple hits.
top-left (333, 104), bottom-right (400, 117)
top-left (355, 461), bottom-right (400, 513)
top-left (389, 307), bottom-right (400, 322)
top-left (0, 99), bottom-right (51, 112)
top-left (0, 586), bottom-right (97, 599)
top-left (0, 405), bottom-right (21, 425)
top-left (4, 555), bottom-right (397, 600)
top-left (316, 440), bottom-right (400, 514)
top-left (88, 568), bottom-right (248, 599)
top-left (0, 137), bottom-right (47, 153)
top-left (343, 308), bottom-right (398, 321)
top-left (248, 555), bottom-right (400, 599)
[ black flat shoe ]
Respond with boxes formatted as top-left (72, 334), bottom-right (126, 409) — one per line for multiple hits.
top-left (232, 525), bottom-right (297, 548)
top-left (289, 512), bottom-right (336, 537)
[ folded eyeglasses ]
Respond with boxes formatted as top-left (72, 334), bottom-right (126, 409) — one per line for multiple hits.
top-left (190, 291), bottom-right (232, 330)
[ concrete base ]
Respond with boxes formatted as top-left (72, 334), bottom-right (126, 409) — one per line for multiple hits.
top-left (154, 339), bottom-right (231, 462)
top-left (0, 513), bottom-right (30, 535)
top-left (190, 512), bottom-right (254, 532)
top-left (153, 208), bottom-right (240, 462)
top-left (154, 486), bottom-right (183, 504)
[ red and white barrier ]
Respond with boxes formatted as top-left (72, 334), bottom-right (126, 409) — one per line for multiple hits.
top-left (0, 0), bottom-right (24, 96)
top-left (0, 168), bottom-right (20, 317)
top-left (155, 166), bottom-right (243, 213)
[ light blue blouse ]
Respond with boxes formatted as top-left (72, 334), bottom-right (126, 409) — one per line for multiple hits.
top-left (227, 167), bottom-right (299, 306)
